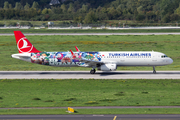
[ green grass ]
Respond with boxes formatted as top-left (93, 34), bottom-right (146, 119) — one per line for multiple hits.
top-left (0, 35), bottom-right (179, 71)
top-left (1, 29), bottom-right (180, 33)
top-left (0, 79), bottom-right (180, 108)
top-left (0, 108), bottom-right (180, 114)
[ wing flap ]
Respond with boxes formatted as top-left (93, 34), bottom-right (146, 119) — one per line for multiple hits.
top-left (80, 58), bottom-right (103, 66)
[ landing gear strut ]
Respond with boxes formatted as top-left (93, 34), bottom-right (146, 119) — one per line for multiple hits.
top-left (90, 69), bottom-right (96, 74)
top-left (153, 66), bottom-right (156, 74)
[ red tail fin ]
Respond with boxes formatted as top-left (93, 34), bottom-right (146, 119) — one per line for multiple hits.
top-left (14, 31), bottom-right (41, 53)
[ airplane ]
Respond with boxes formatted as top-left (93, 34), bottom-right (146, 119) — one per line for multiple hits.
top-left (11, 31), bottom-right (173, 74)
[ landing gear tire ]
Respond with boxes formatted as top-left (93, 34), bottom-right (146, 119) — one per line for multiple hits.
top-left (153, 66), bottom-right (156, 74)
top-left (90, 69), bottom-right (96, 74)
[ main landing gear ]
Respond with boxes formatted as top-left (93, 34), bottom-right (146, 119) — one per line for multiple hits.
top-left (90, 68), bottom-right (96, 74)
top-left (153, 66), bottom-right (156, 74)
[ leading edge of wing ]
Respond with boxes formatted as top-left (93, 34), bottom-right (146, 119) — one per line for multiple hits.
top-left (81, 58), bottom-right (104, 64)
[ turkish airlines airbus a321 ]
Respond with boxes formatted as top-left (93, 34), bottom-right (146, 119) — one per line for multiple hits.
top-left (12, 31), bottom-right (173, 74)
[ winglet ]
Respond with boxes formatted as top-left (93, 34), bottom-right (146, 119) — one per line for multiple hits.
top-left (70, 50), bottom-right (76, 58)
top-left (14, 31), bottom-right (41, 53)
top-left (75, 46), bottom-right (80, 52)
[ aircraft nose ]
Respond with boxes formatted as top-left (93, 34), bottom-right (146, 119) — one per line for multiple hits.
top-left (169, 58), bottom-right (173, 64)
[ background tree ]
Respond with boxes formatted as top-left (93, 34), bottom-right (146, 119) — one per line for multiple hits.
top-left (60, 4), bottom-right (67, 13)
top-left (74, 16), bottom-right (83, 23)
top-left (174, 4), bottom-right (180, 15)
top-left (42, 8), bottom-right (52, 14)
top-left (24, 2), bottom-right (30, 10)
top-left (32, 1), bottom-right (39, 10)
top-left (42, 8), bottom-right (48, 14)
top-left (136, 14), bottom-right (145, 21)
top-left (162, 13), bottom-right (171, 23)
top-left (20, 0), bottom-right (28, 6)
top-left (170, 14), bottom-right (180, 22)
top-left (0, 0), bottom-right (180, 22)
top-left (67, 3), bottom-right (74, 13)
top-left (4, 1), bottom-right (9, 9)
top-left (81, 4), bottom-right (88, 13)
top-left (73, 1), bottom-right (81, 11)
top-left (137, 6), bottom-right (144, 14)
top-left (84, 11), bottom-right (97, 23)
top-left (14, 2), bottom-right (23, 10)
top-left (108, 7), bottom-right (119, 20)
top-left (51, 7), bottom-right (63, 14)
top-left (100, 7), bottom-right (108, 13)
top-left (9, 4), bottom-right (12, 9)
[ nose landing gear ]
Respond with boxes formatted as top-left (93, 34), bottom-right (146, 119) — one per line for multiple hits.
top-left (90, 69), bottom-right (96, 74)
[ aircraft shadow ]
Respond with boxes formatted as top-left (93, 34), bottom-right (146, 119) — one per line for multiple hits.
top-left (98, 71), bottom-right (180, 76)
top-left (0, 71), bottom-right (179, 76)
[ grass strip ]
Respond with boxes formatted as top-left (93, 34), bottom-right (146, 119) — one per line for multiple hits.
top-left (0, 108), bottom-right (180, 115)
top-left (0, 79), bottom-right (180, 108)
top-left (1, 29), bottom-right (180, 33)
top-left (0, 35), bottom-right (179, 71)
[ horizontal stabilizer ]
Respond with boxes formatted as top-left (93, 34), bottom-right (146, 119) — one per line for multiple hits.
top-left (11, 53), bottom-right (31, 62)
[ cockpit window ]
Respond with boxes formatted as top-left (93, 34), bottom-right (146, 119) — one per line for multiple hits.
top-left (161, 55), bottom-right (168, 58)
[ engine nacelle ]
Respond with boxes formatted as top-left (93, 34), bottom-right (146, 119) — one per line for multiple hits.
top-left (98, 64), bottom-right (117, 71)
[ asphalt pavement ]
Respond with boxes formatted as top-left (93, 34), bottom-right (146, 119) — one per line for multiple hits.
top-left (0, 71), bottom-right (180, 79)
top-left (0, 114), bottom-right (180, 120)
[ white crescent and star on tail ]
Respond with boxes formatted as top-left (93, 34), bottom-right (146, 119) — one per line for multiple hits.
top-left (17, 37), bottom-right (34, 53)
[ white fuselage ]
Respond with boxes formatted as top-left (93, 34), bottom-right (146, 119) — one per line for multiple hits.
top-left (98, 51), bottom-right (173, 66)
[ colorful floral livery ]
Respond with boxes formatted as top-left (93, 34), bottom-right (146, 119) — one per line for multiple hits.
top-left (31, 52), bottom-right (102, 67)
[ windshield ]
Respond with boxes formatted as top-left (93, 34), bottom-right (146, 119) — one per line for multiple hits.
top-left (161, 55), bottom-right (168, 58)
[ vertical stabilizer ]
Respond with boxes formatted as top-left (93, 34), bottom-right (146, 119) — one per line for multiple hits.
top-left (14, 31), bottom-right (41, 53)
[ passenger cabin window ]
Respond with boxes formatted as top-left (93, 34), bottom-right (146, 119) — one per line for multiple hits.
top-left (161, 55), bottom-right (168, 58)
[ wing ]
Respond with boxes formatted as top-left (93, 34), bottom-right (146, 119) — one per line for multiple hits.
top-left (80, 58), bottom-right (103, 67)
top-left (70, 50), bottom-right (104, 67)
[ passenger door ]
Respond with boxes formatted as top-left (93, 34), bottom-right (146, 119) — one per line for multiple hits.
top-left (152, 53), bottom-right (157, 62)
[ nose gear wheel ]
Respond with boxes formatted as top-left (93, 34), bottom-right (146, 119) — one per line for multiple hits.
top-left (90, 69), bottom-right (96, 74)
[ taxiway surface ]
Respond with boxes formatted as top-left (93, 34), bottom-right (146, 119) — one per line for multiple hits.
top-left (0, 71), bottom-right (180, 79)
top-left (0, 114), bottom-right (180, 120)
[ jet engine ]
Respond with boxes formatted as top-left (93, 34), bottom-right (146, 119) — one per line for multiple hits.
top-left (98, 64), bottom-right (117, 71)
